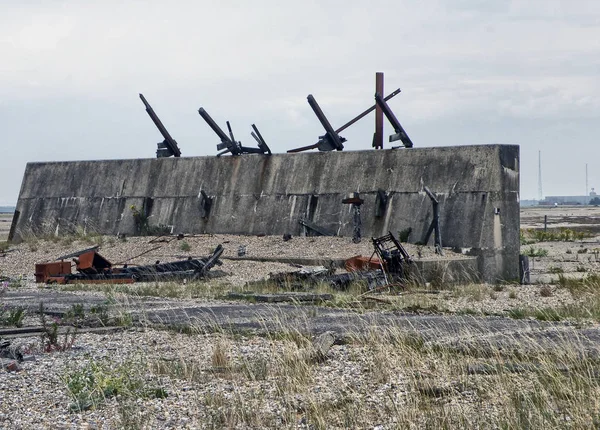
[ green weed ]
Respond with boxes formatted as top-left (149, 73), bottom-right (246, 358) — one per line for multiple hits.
top-left (64, 359), bottom-right (166, 412)
top-left (558, 273), bottom-right (600, 296)
top-left (520, 228), bottom-right (590, 243)
top-left (0, 306), bottom-right (26, 327)
top-left (524, 246), bottom-right (548, 258)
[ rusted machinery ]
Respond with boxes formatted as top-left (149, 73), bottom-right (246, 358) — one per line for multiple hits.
top-left (34, 261), bottom-right (72, 283)
top-left (35, 245), bottom-right (224, 284)
top-left (371, 232), bottom-right (413, 283)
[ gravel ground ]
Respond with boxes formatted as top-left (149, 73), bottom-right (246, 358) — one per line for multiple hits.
top-left (0, 214), bottom-right (11, 242)
top-left (5, 320), bottom-right (598, 430)
top-left (4, 233), bottom-right (457, 262)
top-left (415, 284), bottom-right (580, 315)
top-left (0, 328), bottom-right (411, 429)
top-left (0, 233), bottom-right (594, 316)
top-left (0, 234), bottom-right (466, 285)
top-left (3, 316), bottom-right (600, 429)
top-left (3, 226), bottom-right (600, 428)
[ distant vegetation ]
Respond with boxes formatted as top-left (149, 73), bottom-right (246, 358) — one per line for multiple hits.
top-left (520, 227), bottom-right (590, 244)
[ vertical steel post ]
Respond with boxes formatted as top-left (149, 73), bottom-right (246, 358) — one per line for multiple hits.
top-left (374, 72), bottom-right (384, 149)
top-left (352, 204), bottom-right (362, 243)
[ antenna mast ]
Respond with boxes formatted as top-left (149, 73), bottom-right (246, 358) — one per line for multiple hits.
top-left (538, 151), bottom-right (543, 201)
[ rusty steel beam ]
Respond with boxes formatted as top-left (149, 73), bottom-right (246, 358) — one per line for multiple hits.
top-left (374, 72), bottom-right (384, 149)
top-left (287, 88), bottom-right (401, 153)
top-left (375, 92), bottom-right (414, 148)
top-left (139, 93), bottom-right (182, 157)
top-left (334, 88), bottom-right (401, 134)
top-left (307, 94), bottom-right (345, 151)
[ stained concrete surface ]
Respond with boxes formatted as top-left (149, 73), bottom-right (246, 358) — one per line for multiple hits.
top-left (13, 145), bottom-right (520, 281)
top-left (3, 289), bottom-right (598, 356)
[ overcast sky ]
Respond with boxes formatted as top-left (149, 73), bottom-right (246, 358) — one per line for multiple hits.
top-left (1, 0), bottom-right (599, 205)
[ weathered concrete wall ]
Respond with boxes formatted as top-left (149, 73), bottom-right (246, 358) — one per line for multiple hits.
top-left (12, 145), bottom-right (520, 282)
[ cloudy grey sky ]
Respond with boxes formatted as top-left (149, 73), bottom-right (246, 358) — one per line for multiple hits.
top-left (1, 0), bottom-right (599, 205)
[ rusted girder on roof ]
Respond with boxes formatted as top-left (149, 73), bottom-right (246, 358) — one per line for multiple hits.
top-left (374, 92), bottom-right (414, 148)
top-left (197, 108), bottom-right (271, 157)
top-left (287, 88), bottom-right (401, 153)
top-left (139, 94), bottom-right (182, 158)
top-left (305, 94), bottom-right (346, 151)
top-left (373, 72), bottom-right (385, 149)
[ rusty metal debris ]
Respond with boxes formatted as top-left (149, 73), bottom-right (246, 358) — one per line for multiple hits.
top-left (305, 94), bottom-right (346, 151)
top-left (328, 271), bottom-right (388, 290)
top-left (135, 75), bottom-right (411, 159)
top-left (197, 108), bottom-right (271, 157)
top-left (344, 232), bottom-right (413, 286)
top-left (298, 218), bottom-right (336, 237)
top-left (262, 266), bottom-right (388, 291)
top-left (418, 186), bottom-right (443, 255)
top-left (371, 231), bottom-right (413, 283)
top-left (373, 72), bottom-right (385, 149)
top-left (34, 261), bottom-right (73, 283)
top-left (253, 232), bottom-right (413, 293)
top-left (35, 245), bottom-right (224, 284)
top-left (288, 88), bottom-right (401, 153)
top-left (374, 92), bottom-right (414, 148)
top-left (139, 93), bottom-right (182, 158)
top-left (342, 192), bottom-right (364, 243)
top-left (266, 266), bottom-right (332, 289)
top-left (345, 255), bottom-right (382, 272)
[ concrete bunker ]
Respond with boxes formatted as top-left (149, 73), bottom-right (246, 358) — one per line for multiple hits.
top-left (11, 144), bottom-right (519, 282)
